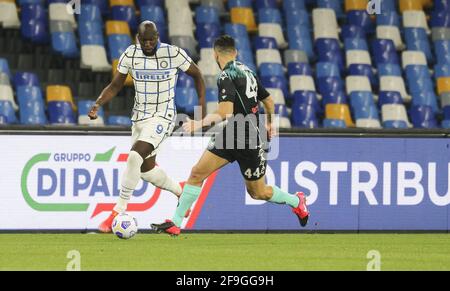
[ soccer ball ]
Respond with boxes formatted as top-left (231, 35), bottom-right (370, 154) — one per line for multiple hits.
top-left (112, 213), bottom-right (138, 239)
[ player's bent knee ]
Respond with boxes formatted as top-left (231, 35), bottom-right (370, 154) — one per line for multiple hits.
top-left (189, 165), bottom-right (207, 184)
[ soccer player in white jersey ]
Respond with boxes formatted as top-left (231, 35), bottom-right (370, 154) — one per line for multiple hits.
top-left (88, 21), bottom-right (206, 233)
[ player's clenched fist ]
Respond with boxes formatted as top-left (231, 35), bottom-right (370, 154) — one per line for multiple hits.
top-left (88, 104), bottom-right (100, 120)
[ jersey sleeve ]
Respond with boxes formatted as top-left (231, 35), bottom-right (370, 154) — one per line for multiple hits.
top-left (174, 47), bottom-right (193, 72)
top-left (117, 48), bottom-right (132, 75)
top-left (217, 73), bottom-right (236, 103)
top-left (255, 75), bottom-right (270, 101)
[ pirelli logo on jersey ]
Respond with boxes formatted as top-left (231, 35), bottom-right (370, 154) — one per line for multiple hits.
top-left (134, 70), bottom-right (171, 81)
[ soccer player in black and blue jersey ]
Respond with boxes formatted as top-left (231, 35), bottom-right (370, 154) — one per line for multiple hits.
top-left (152, 35), bottom-right (309, 235)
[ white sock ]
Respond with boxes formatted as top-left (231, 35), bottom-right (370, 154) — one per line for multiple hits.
top-left (141, 167), bottom-right (182, 197)
top-left (114, 151), bottom-right (144, 213)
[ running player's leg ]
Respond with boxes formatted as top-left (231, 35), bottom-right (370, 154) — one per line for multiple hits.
top-left (172, 150), bottom-right (229, 227)
top-left (239, 149), bottom-right (309, 227)
top-left (140, 155), bottom-right (182, 197)
top-left (113, 140), bottom-right (154, 214)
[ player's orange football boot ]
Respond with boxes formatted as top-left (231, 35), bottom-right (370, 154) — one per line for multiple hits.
top-left (98, 211), bottom-right (118, 233)
top-left (151, 219), bottom-right (180, 236)
top-left (292, 192), bottom-right (309, 227)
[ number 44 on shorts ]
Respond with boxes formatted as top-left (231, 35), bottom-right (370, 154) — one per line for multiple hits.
top-left (244, 166), bottom-right (265, 179)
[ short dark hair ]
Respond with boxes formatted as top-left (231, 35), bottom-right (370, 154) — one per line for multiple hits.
top-left (213, 35), bottom-right (236, 54)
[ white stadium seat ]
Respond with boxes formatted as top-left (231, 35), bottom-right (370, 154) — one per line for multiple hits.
top-left (290, 75), bottom-right (316, 94)
top-left (49, 3), bottom-right (77, 29)
top-left (267, 88), bottom-right (286, 104)
top-left (346, 50), bottom-right (372, 67)
top-left (403, 11), bottom-right (430, 33)
top-left (256, 49), bottom-right (282, 67)
top-left (402, 51), bottom-right (428, 69)
top-left (356, 118), bottom-right (382, 128)
top-left (81, 45), bottom-right (112, 72)
top-left (346, 76), bottom-right (372, 95)
top-left (381, 104), bottom-right (411, 127)
top-left (0, 3), bottom-right (20, 29)
top-left (259, 23), bottom-right (288, 49)
top-left (376, 26), bottom-right (404, 50)
top-left (0, 85), bottom-right (18, 111)
top-left (380, 76), bottom-right (410, 102)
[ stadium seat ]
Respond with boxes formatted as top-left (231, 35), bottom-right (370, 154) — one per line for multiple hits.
top-left (228, 0), bottom-right (252, 9)
top-left (51, 32), bottom-right (79, 58)
top-left (437, 77), bottom-right (450, 95)
top-left (346, 50), bottom-right (372, 67)
top-left (376, 26), bottom-right (404, 50)
top-left (291, 103), bottom-right (318, 128)
top-left (136, 0), bottom-right (163, 8)
top-left (410, 105), bottom-right (437, 129)
top-left (290, 75), bottom-right (316, 94)
top-left (371, 39), bottom-right (399, 66)
top-left (323, 118), bottom-right (347, 128)
top-left (111, 5), bottom-right (138, 32)
top-left (403, 11), bottom-right (430, 34)
top-left (196, 6), bottom-right (220, 24)
top-left (377, 11), bottom-right (401, 27)
top-left (141, 5), bottom-right (166, 25)
top-left (0, 59), bottom-right (11, 79)
top-left (344, 38), bottom-right (368, 51)
top-left (106, 21), bottom-right (131, 36)
top-left (262, 76), bottom-right (288, 98)
top-left (78, 100), bottom-right (105, 125)
top-left (258, 8), bottom-right (282, 25)
top-left (13, 72), bottom-right (40, 89)
top-left (284, 50), bottom-right (309, 66)
top-left (344, 0), bottom-right (367, 12)
top-left (434, 40), bottom-right (450, 65)
top-left (348, 64), bottom-right (376, 87)
top-left (341, 25), bottom-right (365, 40)
top-left (383, 120), bottom-right (409, 129)
top-left (46, 85), bottom-right (75, 107)
top-left (402, 51), bottom-right (427, 69)
top-left (378, 64), bottom-right (402, 76)
top-left (399, 0), bottom-right (423, 13)
top-left (432, 27), bottom-right (450, 42)
top-left (256, 49), bottom-right (282, 67)
top-left (175, 87), bottom-right (199, 114)
top-left (0, 73), bottom-right (10, 86)
top-left (317, 77), bottom-right (344, 96)
top-left (286, 9), bottom-right (310, 27)
top-left (0, 2), bottom-right (21, 29)
top-left (347, 10), bottom-right (373, 34)
top-left (47, 101), bottom-right (76, 125)
top-left (0, 84), bottom-right (18, 110)
top-left (381, 104), bottom-right (411, 127)
top-left (230, 7), bottom-right (257, 32)
top-left (201, 0), bottom-right (226, 14)
top-left (322, 90), bottom-right (347, 105)
top-left (108, 115), bottom-right (132, 126)
top-left (356, 118), bottom-right (382, 128)
top-left (0, 100), bottom-right (17, 124)
top-left (287, 26), bottom-right (314, 59)
top-left (288, 63), bottom-right (312, 76)
top-left (110, 0), bottom-right (135, 7)
top-left (316, 62), bottom-right (340, 78)
top-left (318, 0), bottom-right (344, 18)
top-left (260, 63), bottom-right (285, 77)
top-left (267, 88), bottom-right (286, 104)
top-left (378, 91), bottom-right (403, 107)
top-left (292, 90), bottom-right (320, 112)
top-left (79, 4), bottom-right (102, 23)
top-left (49, 3), bottom-right (77, 29)
top-left (411, 91), bottom-right (438, 113)
top-left (258, 23), bottom-right (288, 49)
top-left (380, 76), bottom-right (409, 101)
top-left (325, 104), bottom-right (355, 127)
top-left (346, 76), bottom-right (372, 95)
top-left (81, 45), bottom-right (112, 72)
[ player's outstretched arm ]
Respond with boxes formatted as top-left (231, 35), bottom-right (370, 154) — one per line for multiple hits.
top-left (261, 96), bottom-right (277, 138)
top-left (185, 63), bottom-right (206, 118)
top-left (88, 72), bottom-right (127, 120)
top-left (183, 101), bottom-right (233, 133)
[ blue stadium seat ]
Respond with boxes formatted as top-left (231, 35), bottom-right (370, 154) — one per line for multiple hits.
top-left (254, 36), bottom-right (278, 49)
top-left (261, 76), bottom-right (288, 98)
top-left (111, 6), bottom-right (138, 32)
top-left (354, 105), bottom-right (379, 120)
top-left (51, 32), bottom-right (79, 58)
top-left (0, 101), bottom-right (17, 124)
top-left (108, 115), bottom-right (132, 126)
top-left (225, 23), bottom-right (248, 37)
top-left (317, 77), bottom-right (344, 95)
top-left (434, 40), bottom-right (450, 65)
top-left (323, 118), bottom-right (346, 128)
top-left (48, 101), bottom-right (76, 124)
top-left (18, 0), bottom-right (43, 4)
top-left (83, 0), bottom-right (109, 16)
top-left (315, 38), bottom-right (344, 71)
top-left (318, 0), bottom-right (344, 18)
top-left (435, 64), bottom-right (450, 78)
top-left (348, 64), bottom-right (377, 86)
top-left (196, 6), bottom-right (220, 24)
top-left (350, 91), bottom-right (376, 110)
top-left (237, 49), bottom-right (256, 70)
top-left (177, 72), bottom-right (195, 88)
top-left (291, 103), bottom-right (318, 128)
top-left (341, 25), bottom-right (365, 40)
top-left (434, 0), bottom-right (450, 11)
top-left (323, 91), bottom-right (347, 105)
top-left (405, 28), bottom-right (433, 62)
top-left (0, 58), bottom-right (11, 78)
top-left (79, 4), bottom-right (102, 24)
top-left (286, 9), bottom-right (310, 27)
top-left (0, 115), bottom-right (7, 125)
top-left (260, 63), bottom-right (285, 77)
top-left (228, 0), bottom-right (252, 9)
top-left (258, 8), bottom-right (282, 25)
top-left (255, 0), bottom-right (278, 9)
top-left (13, 72), bottom-right (40, 88)
top-left (344, 38), bottom-right (368, 51)
top-left (444, 106), bottom-right (450, 120)
top-left (411, 92), bottom-right (439, 113)
top-left (378, 91), bottom-right (403, 106)
top-left (140, 5), bottom-right (166, 24)
top-left (175, 88), bottom-right (199, 114)
top-left (197, 23), bottom-right (221, 48)
top-left (274, 104), bottom-right (288, 117)
top-left (17, 86), bottom-right (44, 105)
top-left (21, 19), bottom-right (49, 44)
top-left (21, 4), bottom-right (47, 22)
top-left (108, 34), bottom-right (132, 60)
top-left (20, 100), bottom-right (47, 125)
top-left (347, 10), bottom-right (374, 34)
top-left (430, 10), bottom-right (450, 28)
top-left (410, 105), bottom-right (437, 129)
top-left (371, 39), bottom-right (399, 65)
top-left (80, 28), bottom-right (104, 46)
top-left (316, 62), bottom-right (340, 78)
top-left (383, 120), bottom-right (408, 129)
top-left (283, 0), bottom-right (306, 11)
top-left (292, 90), bottom-right (320, 112)
top-left (443, 120), bottom-right (450, 129)
top-left (377, 11), bottom-right (400, 27)
top-left (405, 65), bottom-right (431, 81)
top-left (234, 37), bottom-right (252, 51)
top-left (287, 62), bottom-right (312, 76)
top-left (287, 25), bottom-right (314, 59)
top-left (379, 0), bottom-right (396, 12)
top-left (377, 64), bottom-right (402, 76)
top-left (206, 88), bottom-right (218, 102)
top-left (137, 0), bottom-right (164, 8)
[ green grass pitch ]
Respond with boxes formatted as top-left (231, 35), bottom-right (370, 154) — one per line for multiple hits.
top-left (1, 233), bottom-right (450, 270)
